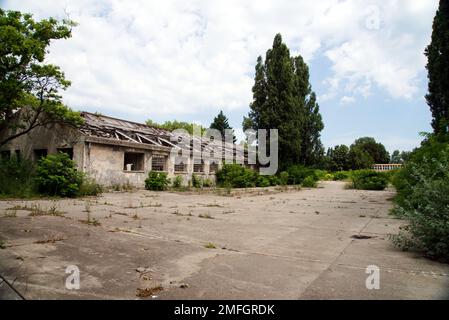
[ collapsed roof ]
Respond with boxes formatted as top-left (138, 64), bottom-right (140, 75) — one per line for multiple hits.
top-left (78, 112), bottom-right (245, 160)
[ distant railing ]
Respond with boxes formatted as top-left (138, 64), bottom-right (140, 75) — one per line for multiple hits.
top-left (373, 164), bottom-right (403, 172)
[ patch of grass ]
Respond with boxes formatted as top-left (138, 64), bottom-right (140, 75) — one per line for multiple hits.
top-left (204, 242), bottom-right (216, 249)
top-left (80, 212), bottom-right (101, 226)
top-left (200, 201), bottom-right (223, 208)
top-left (171, 210), bottom-right (193, 217)
top-left (0, 240), bottom-right (6, 249)
top-left (29, 204), bottom-right (65, 217)
top-left (108, 227), bottom-right (132, 233)
top-left (198, 213), bottom-right (214, 219)
top-left (3, 210), bottom-right (17, 218)
top-left (35, 236), bottom-right (65, 244)
top-left (136, 285), bottom-right (163, 298)
top-left (132, 213), bottom-right (140, 220)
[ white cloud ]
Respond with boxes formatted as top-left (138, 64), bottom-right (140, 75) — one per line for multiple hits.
top-left (2, 0), bottom-right (438, 121)
top-left (340, 96), bottom-right (356, 105)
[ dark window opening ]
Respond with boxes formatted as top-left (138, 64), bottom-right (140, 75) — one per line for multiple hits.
top-left (151, 156), bottom-right (166, 171)
top-left (1, 150), bottom-right (11, 160)
top-left (124, 152), bottom-right (144, 171)
top-left (15, 150), bottom-right (21, 159)
top-left (193, 159), bottom-right (204, 173)
top-left (209, 162), bottom-right (219, 173)
top-left (34, 149), bottom-right (47, 161)
top-left (57, 148), bottom-right (73, 160)
top-left (174, 159), bottom-right (187, 172)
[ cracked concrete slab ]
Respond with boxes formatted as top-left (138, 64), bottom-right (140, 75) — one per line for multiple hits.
top-left (0, 181), bottom-right (448, 300)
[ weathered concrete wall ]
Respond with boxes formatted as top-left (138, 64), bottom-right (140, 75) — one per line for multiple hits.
top-left (0, 124), bottom-right (85, 168)
top-left (1, 124), bottom-right (219, 188)
top-left (85, 143), bottom-right (150, 187)
top-left (85, 144), bottom-right (217, 188)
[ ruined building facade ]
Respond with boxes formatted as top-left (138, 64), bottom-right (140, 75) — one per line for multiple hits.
top-left (0, 112), bottom-right (245, 187)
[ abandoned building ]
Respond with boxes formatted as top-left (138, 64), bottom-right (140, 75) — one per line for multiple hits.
top-left (0, 112), bottom-right (245, 187)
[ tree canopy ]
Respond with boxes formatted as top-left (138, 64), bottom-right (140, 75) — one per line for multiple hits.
top-left (209, 110), bottom-right (236, 143)
top-left (425, 0), bottom-right (449, 135)
top-left (0, 9), bottom-right (83, 147)
top-left (244, 34), bottom-right (324, 169)
top-left (348, 137), bottom-right (390, 169)
top-left (146, 119), bottom-right (205, 135)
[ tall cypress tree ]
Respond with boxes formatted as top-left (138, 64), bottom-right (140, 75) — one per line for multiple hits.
top-left (425, 0), bottom-right (449, 134)
top-left (244, 34), bottom-right (324, 169)
top-left (292, 56), bottom-right (324, 166)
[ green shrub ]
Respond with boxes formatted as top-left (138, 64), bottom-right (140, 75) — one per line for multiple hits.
top-left (202, 178), bottom-right (214, 188)
top-left (323, 173), bottom-right (334, 181)
top-left (269, 175), bottom-right (280, 186)
top-left (333, 171), bottom-right (350, 181)
top-left (192, 173), bottom-right (202, 188)
top-left (350, 170), bottom-right (389, 191)
top-left (0, 155), bottom-right (37, 197)
top-left (35, 153), bottom-right (83, 197)
top-left (313, 170), bottom-right (328, 180)
top-left (279, 171), bottom-right (289, 186)
top-left (286, 165), bottom-right (316, 185)
top-left (256, 175), bottom-right (271, 187)
top-left (172, 175), bottom-right (183, 189)
top-left (216, 164), bottom-right (257, 188)
top-left (391, 138), bottom-right (449, 261)
top-left (145, 171), bottom-right (170, 191)
top-left (302, 176), bottom-right (318, 188)
top-left (78, 178), bottom-right (103, 196)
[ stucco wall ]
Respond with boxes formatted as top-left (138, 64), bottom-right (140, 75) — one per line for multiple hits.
top-left (1, 124), bottom-right (219, 188)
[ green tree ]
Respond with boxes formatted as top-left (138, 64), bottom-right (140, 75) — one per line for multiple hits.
top-left (292, 56), bottom-right (324, 166)
top-left (328, 144), bottom-right (350, 171)
top-left (0, 9), bottom-right (83, 147)
top-left (244, 34), bottom-right (324, 169)
top-left (425, 0), bottom-right (449, 135)
top-left (348, 137), bottom-right (390, 169)
top-left (210, 110), bottom-right (236, 143)
top-left (146, 119), bottom-right (205, 135)
top-left (390, 150), bottom-right (402, 164)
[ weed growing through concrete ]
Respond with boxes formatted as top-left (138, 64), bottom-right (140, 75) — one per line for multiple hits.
top-left (3, 210), bottom-right (17, 218)
top-left (136, 285), bottom-right (163, 298)
top-left (204, 242), bottom-right (216, 249)
top-left (198, 213), bottom-right (214, 219)
top-left (80, 212), bottom-right (101, 226)
top-left (29, 204), bottom-right (65, 217)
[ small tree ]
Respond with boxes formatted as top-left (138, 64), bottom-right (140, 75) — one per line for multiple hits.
top-left (0, 9), bottom-right (83, 147)
top-left (210, 110), bottom-right (236, 143)
top-left (425, 0), bottom-right (449, 135)
top-left (35, 152), bottom-right (83, 197)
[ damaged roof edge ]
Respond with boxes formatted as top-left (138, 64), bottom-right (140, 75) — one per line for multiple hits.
top-left (78, 111), bottom-right (246, 158)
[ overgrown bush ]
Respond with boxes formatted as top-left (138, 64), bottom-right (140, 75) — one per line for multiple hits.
top-left (350, 170), bottom-right (389, 191)
top-left (35, 153), bottom-right (83, 197)
top-left (302, 176), bottom-right (318, 188)
top-left (256, 175), bottom-right (271, 187)
top-left (286, 165), bottom-right (317, 185)
top-left (391, 138), bottom-right (449, 261)
top-left (78, 178), bottom-right (103, 196)
top-left (172, 175), bottom-right (183, 189)
top-left (202, 178), bottom-right (214, 188)
top-left (0, 155), bottom-right (36, 197)
top-left (192, 173), bottom-right (202, 188)
top-left (216, 164), bottom-right (257, 188)
top-left (268, 175), bottom-right (280, 186)
top-left (145, 171), bottom-right (170, 191)
top-left (279, 171), bottom-right (289, 186)
top-left (333, 171), bottom-right (350, 181)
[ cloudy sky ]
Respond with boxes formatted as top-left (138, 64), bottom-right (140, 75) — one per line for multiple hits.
top-left (1, 0), bottom-right (439, 152)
